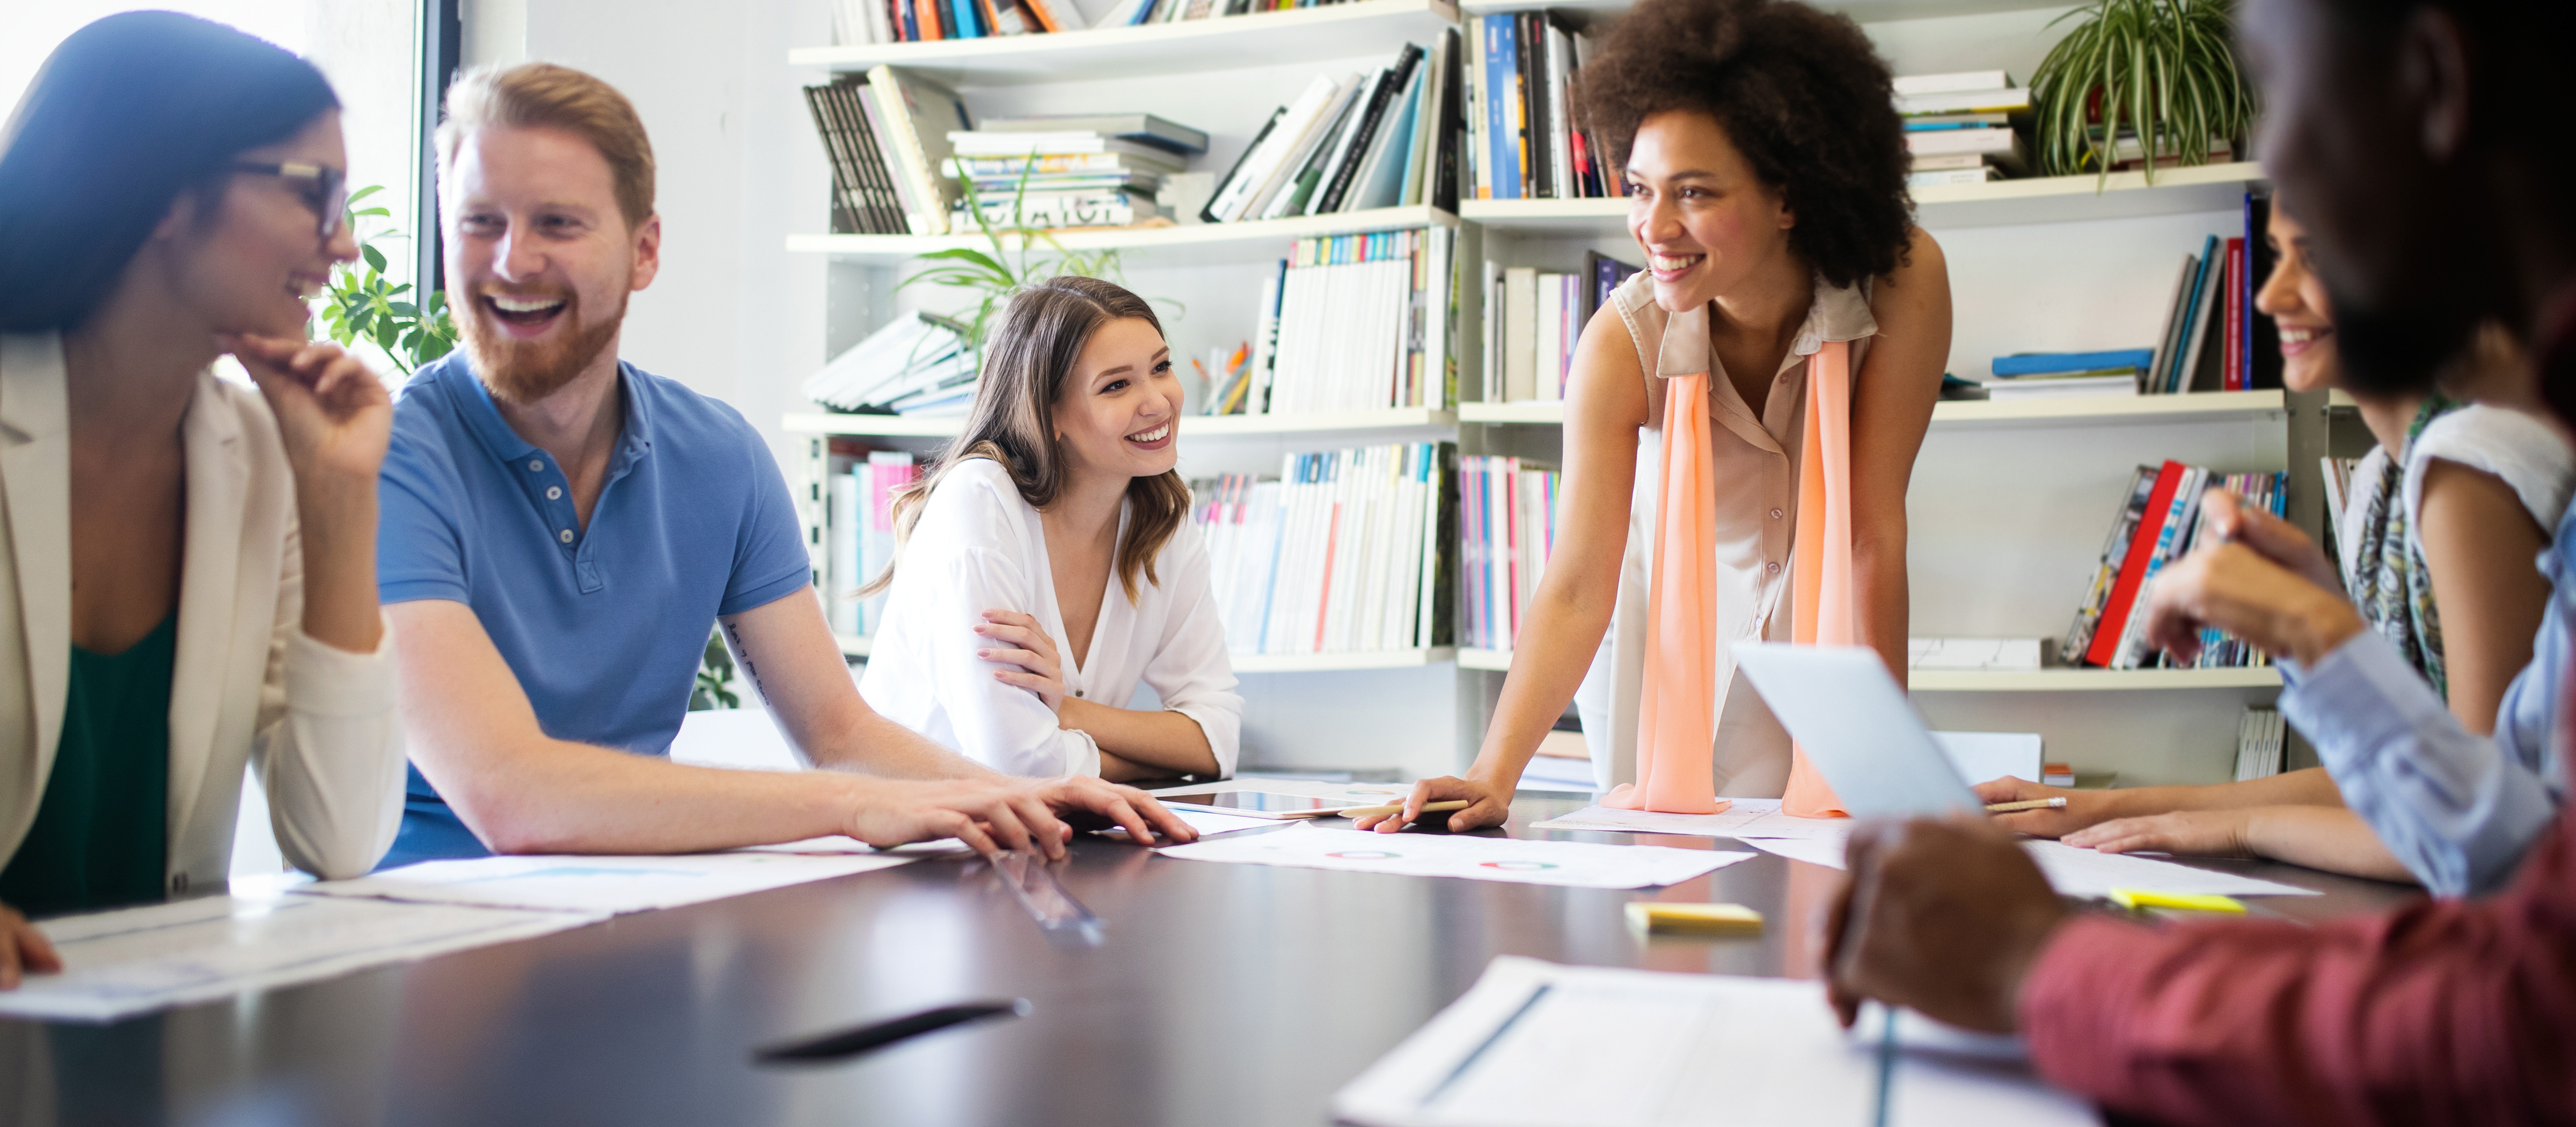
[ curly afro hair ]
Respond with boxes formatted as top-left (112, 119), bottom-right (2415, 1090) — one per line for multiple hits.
top-left (1579, 0), bottom-right (1914, 289)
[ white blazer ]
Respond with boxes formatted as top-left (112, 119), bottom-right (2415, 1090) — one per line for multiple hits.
top-left (861, 458), bottom-right (1242, 778)
top-left (0, 333), bottom-right (406, 894)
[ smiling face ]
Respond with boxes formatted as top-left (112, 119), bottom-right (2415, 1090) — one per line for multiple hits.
top-left (1051, 316), bottom-right (1181, 487)
top-left (1623, 109), bottom-right (1797, 313)
top-left (2255, 202), bottom-right (2340, 393)
top-left (157, 109), bottom-right (357, 339)
top-left (442, 123), bottom-right (660, 403)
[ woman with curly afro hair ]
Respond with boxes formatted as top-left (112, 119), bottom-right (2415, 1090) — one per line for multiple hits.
top-left (1359, 0), bottom-right (1951, 833)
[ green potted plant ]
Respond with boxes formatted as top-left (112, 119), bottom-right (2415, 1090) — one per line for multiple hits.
top-left (313, 185), bottom-right (458, 375)
top-left (898, 173), bottom-right (1130, 358)
top-left (2029, 0), bottom-right (2255, 183)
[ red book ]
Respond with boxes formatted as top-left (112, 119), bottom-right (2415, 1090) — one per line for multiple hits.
top-left (2084, 460), bottom-right (2187, 668)
top-left (2223, 237), bottom-right (2246, 391)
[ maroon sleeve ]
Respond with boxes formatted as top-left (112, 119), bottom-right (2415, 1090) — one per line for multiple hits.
top-left (2021, 816), bottom-right (2576, 1126)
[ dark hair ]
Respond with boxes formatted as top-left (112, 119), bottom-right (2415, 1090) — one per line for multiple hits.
top-left (1579, 0), bottom-right (1913, 289)
top-left (865, 276), bottom-right (1190, 604)
top-left (0, 12), bottom-right (338, 332)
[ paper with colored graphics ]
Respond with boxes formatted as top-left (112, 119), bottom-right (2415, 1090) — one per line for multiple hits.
top-left (1157, 825), bottom-right (1751, 888)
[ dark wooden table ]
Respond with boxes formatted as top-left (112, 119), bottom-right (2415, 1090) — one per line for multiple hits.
top-left (1, 795), bottom-right (2420, 1127)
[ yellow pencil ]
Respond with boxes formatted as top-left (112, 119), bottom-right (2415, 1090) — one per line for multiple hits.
top-left (1985, 797), bottom-right (2069, 813)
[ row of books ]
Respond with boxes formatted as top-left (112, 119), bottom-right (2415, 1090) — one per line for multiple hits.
top-left (824, 450), bottom-right (920, 639)
top-left (1480, 251), bottom-right (1635, 404)
top-left (831, 0), bottom-right (1344, 44)
top-left (802, 311), bottom-right (979, 416)
top-left (1459, 456), bottom-right (1558, 651)
top-left (1239, 226), bottom-right (1455, 415)
top-left (1979, 348), bottom-right (2155, 401)
top-left (2062, 462), bottom-right (2288, 670)
top-left (1094, 0), bottom-right (1368, 32)
top-left (1202, 35), bottom-right (1463, 223)
top-left (1895, 70), bottom-right (2032, 187)
top-left (2233, 706), bottom-right (2287, 781)
top-left (1190, 443), bottom-right (1456, 656)
top-left (942, 116), bottom-right (1206, 230)
top-left (802, 68), bottom-right (971, 236)
top-left (1463, 13), bottom-right (1611, 201)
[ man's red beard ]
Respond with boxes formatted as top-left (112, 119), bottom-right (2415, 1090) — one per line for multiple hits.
top-left (458, 284), bottom-right (627, 404)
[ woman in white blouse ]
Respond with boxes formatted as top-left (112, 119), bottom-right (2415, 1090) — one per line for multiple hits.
top-left (859, 277), bottom-right (1242, 781)
top-left (0, 14), bottom-right (406, 984)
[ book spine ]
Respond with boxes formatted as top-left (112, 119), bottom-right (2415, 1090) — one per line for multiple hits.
top-left (2084, 460), bottom-right (2184, 667)
top-left (1483, 16), bottom-right (1518, 200)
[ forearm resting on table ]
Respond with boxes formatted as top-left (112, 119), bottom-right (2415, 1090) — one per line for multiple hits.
top-left (2103, 769), bottom-right (2346, 817)
top-left (1061, 698), bottom-right (1215, 778)
top-left (2243, 806), bottom-right (2417, 884)
top-left (430, 736), bottom-right (874, 855)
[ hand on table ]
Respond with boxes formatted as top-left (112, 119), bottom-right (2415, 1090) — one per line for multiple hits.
top-left (1822, 816), bottom-right (2067, 1035)
top-left (1, 903), bottom-right (61, 990)
top-left (845, 775), bottom-right (1200, 859)
top-left (2064, 809), bottom-right (2257, 859)
top-left (976, 610), bottom-right (1067, 714)
top-left (1974, 776), bottom-right (2119, 839)
top-left (1026, 775), bottom-right (1198, 846)
top-left (1354, 775), bottom-right (1509, 833)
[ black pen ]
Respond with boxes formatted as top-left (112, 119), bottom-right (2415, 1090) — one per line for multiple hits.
top-left (754, 999), bottom-right (1031, 1064)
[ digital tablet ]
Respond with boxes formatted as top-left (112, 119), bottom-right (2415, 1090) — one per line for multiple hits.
top-left (1152, 791), bottom-right (1355, 819)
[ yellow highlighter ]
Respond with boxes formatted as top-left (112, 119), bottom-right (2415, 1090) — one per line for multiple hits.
top-left (2107, 888), bottom-right (2246, 915)
top-left (1626, 902), bottom-right (1765, 936)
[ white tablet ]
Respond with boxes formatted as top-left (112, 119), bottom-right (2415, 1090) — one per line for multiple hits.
top-left (1730, 643), bottom-right (1986, 819)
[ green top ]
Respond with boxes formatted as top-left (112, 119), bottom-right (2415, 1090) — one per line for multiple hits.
top-left (0, 615), bottom-right (177, 918)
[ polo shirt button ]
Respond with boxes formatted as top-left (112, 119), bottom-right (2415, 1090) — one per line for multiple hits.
top-left (1766, 561), bottom-right (1780, 574)
top-left (529, 459), bottom-right (544, 472)
top-left (1769, 508), bottom-right (1783, 519)
top-left (559, 529), bottom-right (575, 544)
top-left (547, 486), bottom-right (563, 500)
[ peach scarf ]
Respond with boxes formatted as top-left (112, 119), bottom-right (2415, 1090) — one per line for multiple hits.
top-left (1603, 339), bottom-right (1853, 818)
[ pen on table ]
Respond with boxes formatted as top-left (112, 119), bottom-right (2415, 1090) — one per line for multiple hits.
top-left (1337, 799), bottom-right (1471, 822)
top-left (754, 999), bottom-right (1030, 1063)
top-left (1984, 797), bottom-right (2068, 813)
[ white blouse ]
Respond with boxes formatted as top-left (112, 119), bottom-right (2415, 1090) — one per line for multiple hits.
top-left (859, 458), bottom-right (1243, 778)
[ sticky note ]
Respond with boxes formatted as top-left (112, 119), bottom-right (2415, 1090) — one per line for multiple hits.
top-left (2107, 888), bottom-right (2246, 915)
top-left (1625, 902), bottom-right (1764, 936)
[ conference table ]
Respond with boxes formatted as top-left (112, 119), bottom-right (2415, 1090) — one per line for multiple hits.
top-left (3, 794), bottom-right (2418, 1127)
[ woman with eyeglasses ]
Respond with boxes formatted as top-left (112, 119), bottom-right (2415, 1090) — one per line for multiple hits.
top-left (0, 13), bottom-right (407, 986)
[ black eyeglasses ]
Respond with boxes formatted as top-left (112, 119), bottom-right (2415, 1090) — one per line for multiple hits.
top-left (232, 160), bottom-right (349, 240)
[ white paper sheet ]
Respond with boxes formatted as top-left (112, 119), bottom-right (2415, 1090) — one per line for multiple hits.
top-left (1334, 956), bottom-right (2095, 1127)
top-left (1528, 799), bottom-right (1854, 841)
top-left (1097, 808), bottom-right (1280, 840)
top-left (1738, 836), bottom-right (2322, 897)
top-left (0, 895), bottom-right (601, 1023)
top-left (1146, 777), bottom-right (1416, 805)
top-left (301, 851), bottom-right (917, 915)
top-left (1157, 825), bottom-right (1752, 889)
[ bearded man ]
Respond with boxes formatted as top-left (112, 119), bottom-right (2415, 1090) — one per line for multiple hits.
top-left (372, 63), bottom-right (1192, 866)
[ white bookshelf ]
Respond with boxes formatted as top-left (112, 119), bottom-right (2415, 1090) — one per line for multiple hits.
top-left (1457, 647), bottom-right (1510, 671)
top-left (785, 204), bottom-right (1458, 268)
top-left (786, 406), bottom-right (1455, 438)
top-left (789, 0), bottom-right (1460, 86)
top-left (1234, 648), bottom-right (1456, 673)
top-left (1461, 162), bottom-right (2268, 233)
top-left (1460, 389), bottom-right (2290, 428)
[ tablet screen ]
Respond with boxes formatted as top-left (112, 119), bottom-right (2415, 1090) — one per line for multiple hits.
top-left (1154, 791), bottom-right (1343, 814)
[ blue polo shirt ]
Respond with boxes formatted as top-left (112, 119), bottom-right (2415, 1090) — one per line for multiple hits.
top-left (375, 354), bottom-right (811, 867)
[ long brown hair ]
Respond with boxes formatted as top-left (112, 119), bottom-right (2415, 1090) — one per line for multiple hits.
top-left (859, 276), bottom-right (1190, 603)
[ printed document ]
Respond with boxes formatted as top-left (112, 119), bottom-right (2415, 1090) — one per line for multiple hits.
top-left (1335, 956), bottom-right (2096, 1127)
top-left (1529, 799), bottom-right (1851, 841)
top-left (1158, 825), bottom-right (1751, 889)
top-left (1738, 837), bottom-right (2321, 898)
top-left (0, 895), bottom-right (599, 1023)
top-left (303, 851), bottom-right (917, 915)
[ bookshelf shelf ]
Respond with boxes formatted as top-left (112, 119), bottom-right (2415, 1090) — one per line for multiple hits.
top-left (836, 634), bottom-right (873, 658)
top-left (787, 0), bottom-right (1461, 86)
top-left (1457, 647), bottom-right (1510, 671)
top-left (786, 205), bottom-right (1457, 267)
top-left (1459, 390), bottom-right (2288, 428)
top-left (784, 407), bottom-right (1456, 439)
top-left (1461, 162), bottom-right (2268, 233)
top-left (1234, 648), bottom-right (1457, 672)
top-left (1909, 667), bottom-right (2282, 691)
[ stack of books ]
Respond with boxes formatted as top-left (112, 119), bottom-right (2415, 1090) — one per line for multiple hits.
top-left (1093, 0), bottom-right (1361, 30)
top-left (1189, 443), bottom-right (1456, 656)
top-left (2061, 461), bottom-right (2288, 670)
top-left (826, 450), bottom-right (919, 639)
top-left (800, 312), bottom-right (979, 417)
top-left (802, 68), bottom-right (972, 235)
top-left (2233, 707), bottom-right (2287, 780)
top-left (1982, 348), bottom-right (2154, 401)
top-left (1464, 13), bottom-right (1615, 201)
top-left (944, 114), bottom-right (1205, 231)
top-left (1244, 226), bottom-right (1454, 415)
top-left (1459, 456), bottom-right (1558, 651)
top-left (1480, 252), bottom-right (1636, 404)
top-left (1894, 70), bottom-right (2030, 186)
top-left (830, 0), bottom-right (1081, 43)
top-left (1203, 36), bottom-right (1460, 223)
